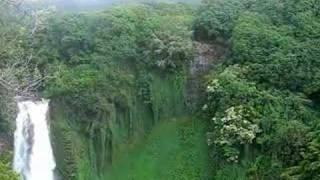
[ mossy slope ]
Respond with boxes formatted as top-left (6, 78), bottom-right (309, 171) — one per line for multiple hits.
top-left (104, 118), bottom-right (210, 180)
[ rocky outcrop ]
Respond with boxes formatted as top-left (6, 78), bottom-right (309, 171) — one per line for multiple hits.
top-left (0, 134), bottom-right (12, 154)
top-left (186, 41), bottom-right (226, 111)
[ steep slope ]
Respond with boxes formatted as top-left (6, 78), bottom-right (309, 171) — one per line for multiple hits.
top-left (186, 42), bottom-right (226, 111)
top-left (37, 4), bottom-right (195, 180)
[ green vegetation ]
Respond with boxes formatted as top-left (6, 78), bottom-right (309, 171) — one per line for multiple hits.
top-left (1, 0), bottom-right (320, 179)
top-left (30, 3), bottom-right (194, 180)
top-left (0, 162), bottom-right (18, 180)
top-left (0, 152), bottom-right (18, 180)
top-left (195, 0), bottom-right (320, 179)
top-left (104, 118), bottom-right (209, 180)
top-left (0, 2), bottom-right (30, 179)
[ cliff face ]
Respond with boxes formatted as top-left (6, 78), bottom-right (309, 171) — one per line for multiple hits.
top-left (0, 136), bottom-right (12, 155)
top-left (50, 71), bottom-right (187, 180)
top-left (49, 40), bottom-right (228, 180)
top-left (186, 42), bottom-right (226, 111)
top-left (0, 92), bottom-right (17, 155)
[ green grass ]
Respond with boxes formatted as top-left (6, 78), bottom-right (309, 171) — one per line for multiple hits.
top-left (104, 118), bottom-right (210, 180)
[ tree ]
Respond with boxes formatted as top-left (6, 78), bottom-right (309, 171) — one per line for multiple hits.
top-left (197, 0), bottom-right (320, 178)
top-left (0, 152), bottom-right (18, 180)
top-left (0, 162), bottom-right (18, 180)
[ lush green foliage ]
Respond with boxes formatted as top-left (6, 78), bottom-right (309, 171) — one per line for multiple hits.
top-left (29, 3), bottom-right (194, 179)
top-left (104, 118), bottom-right (209, 180)
top-left (0, 2), bottom-right (28, 132)
top-left (0, 1), bottom-right (195, 179)
top-left (0, 2), bottom-right (47, 178)
top-left (0, 152), bottom-right (19, 180)
top-left (2, 0), bottom-right (320, 179)
top-left (196, 0), bottom-right (320, 179)
top-left (193, 0), bottom-right (249, 40)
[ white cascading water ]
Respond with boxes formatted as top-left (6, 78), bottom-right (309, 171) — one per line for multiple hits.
top-left (13, 99), bottom-right (56, 180)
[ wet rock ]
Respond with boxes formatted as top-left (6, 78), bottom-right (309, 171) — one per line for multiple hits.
top-left (186, 41), bottom-right (226, 111)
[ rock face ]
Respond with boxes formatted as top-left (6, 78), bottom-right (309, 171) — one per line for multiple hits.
top-left (186, 41), bottom-right (226, 111)
top-left (50, 72), bottom-right (187, 180)
top-left (0, 135), bottom-right (12, 154)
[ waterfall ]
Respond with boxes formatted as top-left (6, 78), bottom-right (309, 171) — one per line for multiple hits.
top-left (13, 99), bottom-right (56, 180)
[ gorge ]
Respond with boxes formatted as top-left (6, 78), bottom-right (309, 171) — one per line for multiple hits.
top-left (0, 0), bottom-right (320, 180)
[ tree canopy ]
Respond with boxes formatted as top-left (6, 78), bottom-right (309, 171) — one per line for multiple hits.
top-left (196, 0), bottom-right (320, 179)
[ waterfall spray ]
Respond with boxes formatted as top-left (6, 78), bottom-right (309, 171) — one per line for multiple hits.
top-left (13, 99), bottom-right (56, 180)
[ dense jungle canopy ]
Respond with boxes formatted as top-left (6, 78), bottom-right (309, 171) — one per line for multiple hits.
top-left (0, 0), bottom-right (320, 179)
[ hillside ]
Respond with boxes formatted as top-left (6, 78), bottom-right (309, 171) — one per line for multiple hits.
top-left (0, 0), bottom-right (320, 180)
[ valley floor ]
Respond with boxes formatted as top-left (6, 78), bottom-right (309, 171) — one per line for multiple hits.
top-left (105, 118), bottom-right (210, 180)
